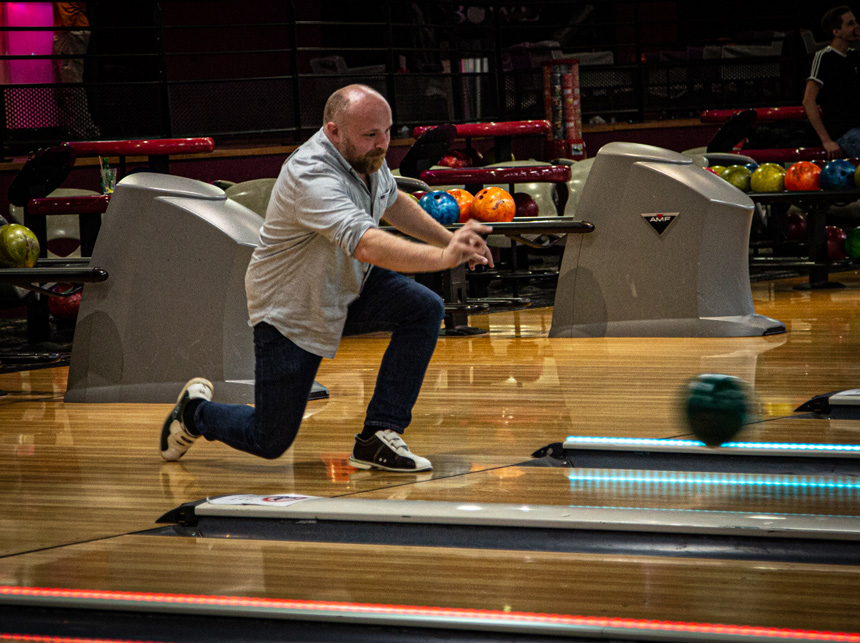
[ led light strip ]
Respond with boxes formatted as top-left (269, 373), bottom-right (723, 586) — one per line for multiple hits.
top-left (567, 469), bottom-right (860, 490)
top-left (1, 635), bottom-right (141, 643)
top-left (565, 436), bottom-right (860, 453)
top-left (1, 586), bottom-right (858, 642)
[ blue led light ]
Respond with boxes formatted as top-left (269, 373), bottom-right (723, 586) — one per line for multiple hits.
top-left (564, 436), bottom-right (860, 452)
top-left (559, 502), bottom-right (860, 520)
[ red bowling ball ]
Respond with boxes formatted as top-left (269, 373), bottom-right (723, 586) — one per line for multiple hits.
top-left (513, 192), bottom-right (539, 217)
top-left (438, 150), bottom-right (471, 168)
top-left (47, 283), bottom-right (82, 320)
top-left (827, 225), bottom-right (848, 260)
top-left (785, 212), bottom-right (807, 241)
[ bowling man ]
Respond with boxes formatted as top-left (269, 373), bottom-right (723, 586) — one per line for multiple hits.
top-left (802, 6), bottom-right (860, 160)
top-left (160, 84), bottom-right (494, 472)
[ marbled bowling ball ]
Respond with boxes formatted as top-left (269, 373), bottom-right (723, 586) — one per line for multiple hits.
top-left (418, 191), bottom-right (461, 225)
top-left (785, 161), bottom-right (821, 191)
top-left (750, 164), bottom-right (785, 192)
top-left (471, 187), bottom-right (515, 223)
top-left (719, 165), bottom-right (752, 192)
top-left (0, 223), bottom-right (40, 268)
top-left (446, 188), bottom-right (475, 223)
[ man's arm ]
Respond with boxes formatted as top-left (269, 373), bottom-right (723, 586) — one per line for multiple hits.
top-left (382, 189), bottom-right (455, 247)
top-left (354, 220), bottom-right (492, 273)
top-left (802, 80), bottom-right (842, 159)
top-left (355, 191), bottom-right (494, 272)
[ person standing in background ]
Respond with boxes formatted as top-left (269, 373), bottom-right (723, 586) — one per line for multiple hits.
top-left (52, 2), bottom-right (100, 138)
top-left (802, 6), bottom-right (860, 160)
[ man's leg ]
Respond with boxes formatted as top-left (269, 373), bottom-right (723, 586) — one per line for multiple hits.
top-left (342, 268), bottom-right (444, 471)
top-left (160, 322), bottom-right (321, 461)
top-left (837, 127), bottom-right (860, 157)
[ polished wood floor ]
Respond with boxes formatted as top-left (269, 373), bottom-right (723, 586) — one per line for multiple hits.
top-left (2, 270), bottom-right (860, 635)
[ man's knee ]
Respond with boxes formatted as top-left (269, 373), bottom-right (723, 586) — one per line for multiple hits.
top-left (256, 435), bottom-right (295, 460)
top-left (252, 416), bottom-right (301, 459)
top-left (419, 289), bottom-right (445, 326)
top-left (838, 127), bottom-right (860, 156)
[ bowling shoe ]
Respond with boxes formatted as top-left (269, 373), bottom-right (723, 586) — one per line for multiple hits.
top-left (160, 377), bottom-right (213, 461)
top-left (349, 429), bottom-right (432, 472)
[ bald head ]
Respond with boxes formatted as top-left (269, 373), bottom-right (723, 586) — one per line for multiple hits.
top-left (323, 84), bottom-right (389, 127)
top-left (323, 84), bottom-right (392, 176)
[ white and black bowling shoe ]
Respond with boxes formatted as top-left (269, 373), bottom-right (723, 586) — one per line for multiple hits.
top-left (160, 377), bottom-right (213, 462)
top-left (349, 429), bottom-right (432, 472)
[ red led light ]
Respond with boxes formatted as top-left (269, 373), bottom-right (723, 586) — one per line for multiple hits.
top-left (1, 586), bottom-right (859, 642)
top-left (0, 634), bottom-right (158, 643)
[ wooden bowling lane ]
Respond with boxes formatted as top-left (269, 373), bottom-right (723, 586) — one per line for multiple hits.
top-left (5, 268), bottom-right (860, 560)
top-left (1, 533), bottom-right (859, 634)
top-left (2, 269), bottom-right (860, 639)
top-left (0, 378), bottom-right (466, 557)
top-left (351, 465), bottom-right (860, 520)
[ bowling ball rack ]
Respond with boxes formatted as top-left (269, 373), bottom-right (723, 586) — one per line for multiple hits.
top-left (405, 120), bottom-right (582, 332)
top-left (403, 217), bottom-right (593, 334)
top-left (1, 137), bottom-right (215, 347)
top-left (748, 188), bottom-right (860, 289)
top-left (701, 106), bottom-right (826, 164)
top-left (412, 119), bottom-right (551, 169)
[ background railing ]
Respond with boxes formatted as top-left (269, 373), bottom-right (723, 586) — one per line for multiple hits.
top-left (0, 0), bottom-right (829, 154)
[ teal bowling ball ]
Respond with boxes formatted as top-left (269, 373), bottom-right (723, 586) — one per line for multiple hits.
top-left (683, 374), bottom-right (750, 447)
top-left (819, 159), bottom-right (856, 190)
top-left (419, 191), bottom-right (460, 225)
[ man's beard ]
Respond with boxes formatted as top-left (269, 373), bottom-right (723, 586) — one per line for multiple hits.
top-left (343, 142), bottom-right (387, 174)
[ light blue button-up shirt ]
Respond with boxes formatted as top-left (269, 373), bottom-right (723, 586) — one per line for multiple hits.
top-left (245, 127), bottom-right (399, 358)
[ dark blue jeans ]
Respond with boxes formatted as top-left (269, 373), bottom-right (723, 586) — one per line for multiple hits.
top-left (838, 127), bottom-right (860, 157)
top-left (194, 268), bottom-right (444, 459)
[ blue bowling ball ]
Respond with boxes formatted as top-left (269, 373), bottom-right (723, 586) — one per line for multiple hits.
top-left (419, 191), bottom-right (460, 225)
top-left (744, 162), bottom-right (759, 172)
top-left (819, 159), bottom-right (856, 190)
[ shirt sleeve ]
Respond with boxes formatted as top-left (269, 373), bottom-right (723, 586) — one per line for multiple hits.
top-left (808, 50), bottom-right (829, 86)
top-left (290, 167), bottom-right (377, 256)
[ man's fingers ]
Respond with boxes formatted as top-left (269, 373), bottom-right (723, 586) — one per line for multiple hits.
top-left (462, 219), bottom-right (493, 234)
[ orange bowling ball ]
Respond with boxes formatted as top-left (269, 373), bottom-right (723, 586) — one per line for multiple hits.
top-left (446, 188), bottom-right (475, 223)
top-left (784, 161), bottom-right (821, 191)
top-left (471, 186), bottom-right (515, 223)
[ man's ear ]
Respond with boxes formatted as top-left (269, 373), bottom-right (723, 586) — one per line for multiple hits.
top-left (325, 121), bottom-right (340, 143)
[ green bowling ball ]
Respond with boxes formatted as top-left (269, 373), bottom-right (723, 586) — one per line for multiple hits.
top-left (750, 164), bottom-right (785, 192)
top-left (683, 374), bottom-right (750, 447)
top-left (0, 223), bottom-right (40, 268)
top-left (720, 165), bottom-right (752, 192)
top-left (846, 227), bottom-right (860, 259)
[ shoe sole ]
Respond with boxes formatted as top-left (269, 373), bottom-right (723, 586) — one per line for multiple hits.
top-left (348, 456), bottom-right (432, 473)
top-left (175, 377), bottom-right (213, 405)
top-left (159, 377), bottom-right (212, 461)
